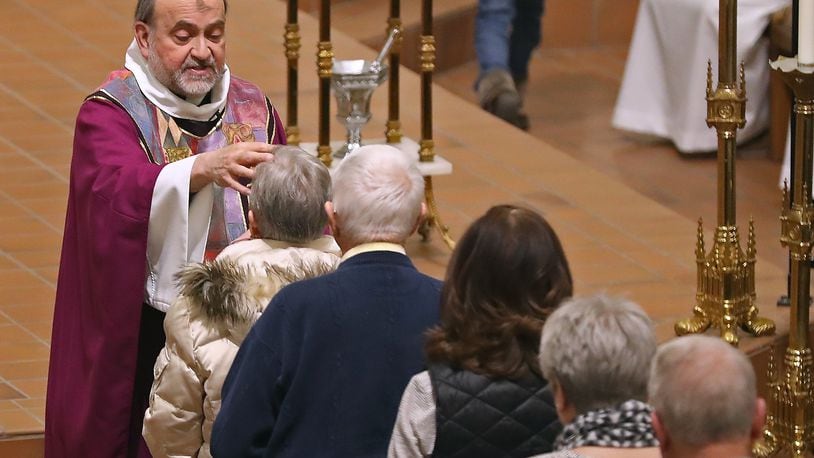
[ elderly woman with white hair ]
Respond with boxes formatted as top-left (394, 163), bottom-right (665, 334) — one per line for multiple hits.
top-left (531, 294), bottom-right (660, 458)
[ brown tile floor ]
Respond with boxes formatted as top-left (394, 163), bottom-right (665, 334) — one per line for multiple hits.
top-left (0, 0), bottom-right (794, 443)
top-left (435, 48), bottom-right (788, 271)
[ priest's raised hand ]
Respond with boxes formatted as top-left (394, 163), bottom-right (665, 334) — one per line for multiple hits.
top-left (190, 142), bottom-right (277, 195)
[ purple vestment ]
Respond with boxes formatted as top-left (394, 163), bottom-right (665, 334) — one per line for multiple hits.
top-left (45, 77), bottom-right (285, 457)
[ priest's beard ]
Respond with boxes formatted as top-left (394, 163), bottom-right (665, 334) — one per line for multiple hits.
top-left (147, 49), bottom-right (224, 100)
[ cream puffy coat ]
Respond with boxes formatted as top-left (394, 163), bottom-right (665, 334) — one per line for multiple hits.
top-left (142, 237), bottom-right (340, 458)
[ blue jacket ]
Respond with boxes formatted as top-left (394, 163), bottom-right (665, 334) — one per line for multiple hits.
top-left (211, 250), bottom-right (442, 457)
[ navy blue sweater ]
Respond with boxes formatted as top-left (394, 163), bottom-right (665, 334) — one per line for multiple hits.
top-left (211, 251), bottom-right (442, 457)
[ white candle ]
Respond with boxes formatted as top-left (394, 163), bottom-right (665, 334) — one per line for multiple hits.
top-left (800, 0), bottom-right (814, 65)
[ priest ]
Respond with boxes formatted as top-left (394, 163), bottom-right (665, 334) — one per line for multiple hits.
top-left (44, 0), bottom-right (285, 456)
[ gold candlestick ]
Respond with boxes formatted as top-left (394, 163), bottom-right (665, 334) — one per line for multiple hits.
top-left (675, 0), bottom-right (774, 345)
top-left (754, 56), bottom-right (814, 458)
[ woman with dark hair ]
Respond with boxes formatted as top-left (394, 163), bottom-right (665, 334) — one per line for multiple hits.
top-left (388, 204), bottom-right (573, 458)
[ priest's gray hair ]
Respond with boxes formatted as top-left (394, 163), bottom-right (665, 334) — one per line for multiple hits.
top-left (648, 335), bottom-right (757, 447)
top-left (249, 146), bottom-right (331, 243)
top-left (538, 294), bottom-right (656, 415)
top-left (135, 0), bottom-right (229, 24)
top-left (331, 144), bottom-right (424, 246)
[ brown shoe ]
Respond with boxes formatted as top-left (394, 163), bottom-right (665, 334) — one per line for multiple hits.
top-left (477, 69), bottom-right (526, 129)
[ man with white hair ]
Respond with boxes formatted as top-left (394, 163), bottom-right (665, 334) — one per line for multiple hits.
top-left (648, 335), bottom-right (766, 458)
top-left (212, 145), bottom-right (442, 457)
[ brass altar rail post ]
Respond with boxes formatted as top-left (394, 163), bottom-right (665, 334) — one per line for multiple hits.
top-left (386, 0), bottom-right (403, 144)
top-left (674, 0), bottom-right (775, 345)
top-left (419, 0), bottom-right (435, 163)
top-left (284, 0), bottom-right (301, 145)
top-left (316, 0), bottom-right (333, 167)
top-left (754, 54), bottom-right (814, 458)
top-left (416, 0), bottom-right (455, 249)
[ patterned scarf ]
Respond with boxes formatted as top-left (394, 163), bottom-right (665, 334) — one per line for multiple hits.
top-left (554, 399), bottom-right (659, 450)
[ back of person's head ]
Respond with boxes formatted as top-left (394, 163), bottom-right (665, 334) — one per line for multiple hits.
top-left (648, 335), bottom-right (762, 450)
top-left (249, 146), bottom-right (331, 244)
top-left (135, 0), bottom-right (229, 24)
top-left (538, 294), bottom-right (656, 415)
top-left (330, 144), bottom-right (425, 246)
top-left (425, 205), bottom-right (573, 379)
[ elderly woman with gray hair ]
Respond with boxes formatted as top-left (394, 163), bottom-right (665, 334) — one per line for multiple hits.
top-left (142, 146), bottom-right (340, 458)
top-left (531, 294), bottom-right (660, 458)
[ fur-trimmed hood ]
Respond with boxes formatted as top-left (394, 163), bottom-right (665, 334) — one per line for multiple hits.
top-left (173, 237), bottom-right (340, 341)
top-left (145, 238), bottom-right (339, 458)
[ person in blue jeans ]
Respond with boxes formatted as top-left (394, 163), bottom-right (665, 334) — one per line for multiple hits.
top-left (475, 0), bottom-right (544, 130)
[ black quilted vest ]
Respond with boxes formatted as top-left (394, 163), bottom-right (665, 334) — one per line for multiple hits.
top-left (429, 364), bottom-right (561, 458)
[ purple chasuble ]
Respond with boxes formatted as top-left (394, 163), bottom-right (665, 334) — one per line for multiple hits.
top-left (45, 72), bottom-right (285, 458)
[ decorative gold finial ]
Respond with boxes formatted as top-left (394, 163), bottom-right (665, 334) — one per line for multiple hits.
top-left (317, 42), bottom-right (334, 79)
top-left (284, 23), bottom-right (301, 61)
top-left (419, 139), bottom-right (435, 163)
top-left (285, 125), bottom-right (300, 146)
top-left (420, 36), bottom-right (436, 73)
top-left (317, 144), bottom-right (332, 168)
top-left (386, 120), bottom-right (402, 144)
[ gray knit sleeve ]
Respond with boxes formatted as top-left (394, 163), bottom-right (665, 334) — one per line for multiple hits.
top-left (387, 371), bottom-right (436, 458)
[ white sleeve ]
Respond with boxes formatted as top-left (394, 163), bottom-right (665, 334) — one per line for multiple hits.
top-left (388, 371), bottom-right (436, 458)
top-left (144, 155), bottom-right (214, 312)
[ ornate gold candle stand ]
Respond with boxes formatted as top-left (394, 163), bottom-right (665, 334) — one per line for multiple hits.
top-left (675, 0), bottom-right (774, 345)
top-left (284, 0), bottom-right (456, 249)
top-left (754, 56), bottom-right (814, 458)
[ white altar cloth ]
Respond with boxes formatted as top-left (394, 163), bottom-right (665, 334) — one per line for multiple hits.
top-left (612, 0), bottom-right (790, 154)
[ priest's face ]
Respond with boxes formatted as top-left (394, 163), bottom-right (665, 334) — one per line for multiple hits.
top-left (136, 0), bottom-right (227, 98)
